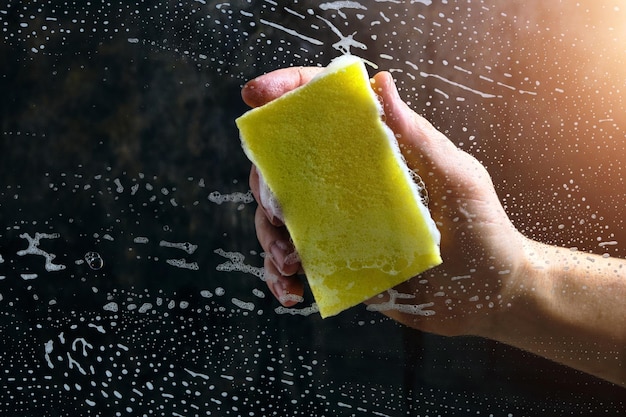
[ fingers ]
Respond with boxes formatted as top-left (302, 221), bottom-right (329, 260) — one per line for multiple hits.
top-left (264, 257), bottom-right (304, 307)
top-left (242, 67), bottom-right (320, 307)
top-left (254, 206), bottom-right (300, 276)
top-left (251, 168), bottom-right (304, 305)
top-left (255, 206), bottom-right (304, 306)
top-left (242, 66), bottom-right (324, 108)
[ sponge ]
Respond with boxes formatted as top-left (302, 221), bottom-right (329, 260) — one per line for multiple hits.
top-left (236, 55), bottom-right (442, 318)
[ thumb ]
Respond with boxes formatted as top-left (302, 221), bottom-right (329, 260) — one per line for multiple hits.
top-left (371, 71), bottom-right (460, 173)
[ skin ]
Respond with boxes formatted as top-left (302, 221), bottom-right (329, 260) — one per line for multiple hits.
top-left (241, 66), bottom-right (626, 387)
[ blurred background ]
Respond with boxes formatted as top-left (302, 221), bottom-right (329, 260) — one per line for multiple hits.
top-left (1, 0), bottom-right (625, 415)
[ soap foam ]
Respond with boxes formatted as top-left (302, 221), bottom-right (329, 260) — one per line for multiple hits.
top-left (258, 170), bottom-right (285, 223)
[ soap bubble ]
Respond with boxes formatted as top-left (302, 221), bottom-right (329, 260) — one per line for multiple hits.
top-left (84, 251), bottom-right (104, 270)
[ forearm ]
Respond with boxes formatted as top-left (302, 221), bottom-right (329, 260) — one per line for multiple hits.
top-left (484, 238), bottom-right (626, 386)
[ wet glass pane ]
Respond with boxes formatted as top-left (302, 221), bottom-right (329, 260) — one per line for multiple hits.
top-left (1, 0), bottom-right (625, 415)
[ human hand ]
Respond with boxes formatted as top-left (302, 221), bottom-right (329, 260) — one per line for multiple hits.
top-left (241, 65), bottom-right (528, 337)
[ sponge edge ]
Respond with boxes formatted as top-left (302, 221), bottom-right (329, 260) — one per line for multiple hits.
top-left (236, 55), bottom-right (442, 318)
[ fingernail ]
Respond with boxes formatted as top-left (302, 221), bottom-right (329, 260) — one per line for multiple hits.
top-left (272, 281), bottom-right (303, 306)
top-left (270, 241), bottom-right (289, 273)
top-left (272, 280), bottom-right (284, 301)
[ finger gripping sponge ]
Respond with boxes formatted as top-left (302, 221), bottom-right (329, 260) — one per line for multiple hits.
top-left (236, 55), bottom-right (442, 318)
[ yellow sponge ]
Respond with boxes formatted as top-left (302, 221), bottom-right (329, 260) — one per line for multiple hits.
top-left (236, 55), bottom-right (442, 318)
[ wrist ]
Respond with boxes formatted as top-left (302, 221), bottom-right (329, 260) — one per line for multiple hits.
top-left (473, 236), bottom-right (549, 342)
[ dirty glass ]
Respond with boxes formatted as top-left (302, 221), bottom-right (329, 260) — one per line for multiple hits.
top-left (1, 0), bottom-right (625, 415)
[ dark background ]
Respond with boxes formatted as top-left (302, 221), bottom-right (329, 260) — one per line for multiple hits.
top-left (1, 0), bottom-right (625, 415)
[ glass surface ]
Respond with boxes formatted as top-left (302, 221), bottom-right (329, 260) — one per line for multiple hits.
top-left (1, 1), bottom-right (625, 415)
